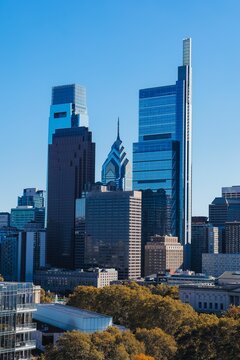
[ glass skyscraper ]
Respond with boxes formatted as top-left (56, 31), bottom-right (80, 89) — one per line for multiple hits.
top-left (133, 39), bottom-right (192, 268)
top-left (101, 119), bottom-right (132, 191)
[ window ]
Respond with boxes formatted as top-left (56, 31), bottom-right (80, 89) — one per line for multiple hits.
top-left (215, 303), bottom-right (218, 310)
top-left (209, 302), bottom-right (212, 309)
top-left (198, 302), bottom-right (202, 309)
top-left (54, 112), bottom-right (67, 118)
top-left (220, 303), bottom-right (224, 310)
top-left (204, 302), bottom-right (207, 309)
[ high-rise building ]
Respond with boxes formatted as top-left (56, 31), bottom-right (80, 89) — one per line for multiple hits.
top-left (18, 188), bottom-right (46, 208)
top-left (209, 197), bottom-right (240, 227)
top-left (0, 212), bottom-right (10, 228)
top-left (76, 185), bottom-right (142, 279)
top-left (225, 221), bottom-right (240, 253)
top-left (0, 282), bottom-right (37, 359)
top-left (133, 39), bottom-right (192, 268)
top-left (144, 235), bottom-right (183, 276)
top-left (222, 186), bottom-right (240, 199)
top-left (47, 84), bottom-right (95, 269)
top-left (101, 119), bottom-right (132, 190)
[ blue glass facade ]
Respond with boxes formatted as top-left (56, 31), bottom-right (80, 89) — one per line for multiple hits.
top-left (133, 39), bottom-right (192, 268)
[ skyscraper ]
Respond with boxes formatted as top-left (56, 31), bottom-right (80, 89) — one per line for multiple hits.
top-left (133, 39), bottom-right (192, 268)
top-left (101, 119), bottom-right (132, 191)
top-left (47, 84), bottom-right (95, 269)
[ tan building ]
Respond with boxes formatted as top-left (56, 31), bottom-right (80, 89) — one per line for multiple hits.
top-left (144, 235), bottom-right (183, 276)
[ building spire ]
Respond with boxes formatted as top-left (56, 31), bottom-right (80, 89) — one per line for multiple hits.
top-left (117, 117), bottom-right (120, 140)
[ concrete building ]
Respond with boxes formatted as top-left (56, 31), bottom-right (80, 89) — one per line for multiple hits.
top-left (34, 268), bottom-right (118, 294)
top-left (0, 282), bottom-right (37, 359)
top-left (180, 272), bottom-right (240, 313)
top-left (76, 185), bottom-right (142, 279)
top-left (33, 304), bottom-right (112, 352)
top-left (202, 253), bottom-right (240, 277)
top-left (144, 235), bottom-right (183, 276)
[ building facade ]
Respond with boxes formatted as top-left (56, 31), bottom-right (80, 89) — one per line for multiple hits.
top-left (133, 39), bottom-right (192, 268)
top-left (76, 186), bottom-right (142, 279)
top-left (10, 206), bottom-right (45, 230)
top-left (225, 221), bottom-right (240, 253)
top-left (0, 212), bottom-right (10, 228)
top-left (101, 119), bottom-right (132, 191)
top-left (0, 282), bottom-right (37, 359)
top-left (18, 188), bottom-right (46, 208)
top-left (202, 253), bottom-right (240, 277)
top-left (34, 268), bottom-right (118, 294)
top-left (47, 84), bottom-right (95, 269)
top-left (144, 235), bottom-right (183, 276)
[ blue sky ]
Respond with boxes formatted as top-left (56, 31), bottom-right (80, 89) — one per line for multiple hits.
top-left (0, 0), bottom-right (240, 215)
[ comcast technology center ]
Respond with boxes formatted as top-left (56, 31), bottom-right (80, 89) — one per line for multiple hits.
top-left (0, 283), bottom-right (36, 359)
top-left (133, 39), bottom-right (192, 268)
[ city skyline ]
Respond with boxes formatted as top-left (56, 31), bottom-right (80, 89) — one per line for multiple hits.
top-left (1, 1), bottom-right (240, 216)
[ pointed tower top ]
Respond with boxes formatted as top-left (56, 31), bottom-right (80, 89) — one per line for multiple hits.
top-left (117, 117), bottom-right (120, 140)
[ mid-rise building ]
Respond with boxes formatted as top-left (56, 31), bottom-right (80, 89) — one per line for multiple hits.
top-left (34, 268), bottom-right (118, 294)
top-left (47, 84), bottom-right (95, 269)
top-left (10, 206), bottom-right (45, 230)
top-left (144, 235), bottom-right (183, 276)
top-left (202, 253), bottom-right (240, 277)
top-left (101, 119), bottom-right (132, 190)
top-left (0, 212), bottom-right (10, 228)
top-left (0, 282), bottom-right (37, 359)
top-left (133, 39), bottom-right (192, 268)
top-left (76, 185), bottom-right (142, 279)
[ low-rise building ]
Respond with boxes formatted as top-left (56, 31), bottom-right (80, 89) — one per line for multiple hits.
top-left (34, 268), bottom-right (118, 294)
top-left (33, 303), bottom-right (113, 351)
top-left (202, 253), bottom-right (240, 277)
top-left (179, 271), bottom-right (240, 313)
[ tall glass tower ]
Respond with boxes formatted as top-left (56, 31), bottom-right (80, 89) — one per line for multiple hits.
top-left (101, 119), bottom-right (132, 190)
top-left (133, 39), bottom-right (192, 268)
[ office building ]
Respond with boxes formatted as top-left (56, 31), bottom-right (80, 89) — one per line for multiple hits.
top-left (0, 282), bottom-right (37, 359)
top-left (0, 224), bottom-right (45, 282)
top-left (225, 221), bottom-right (240, 253)
top-left (47, 84), bottom-right (95, 269)
top-left (191, 217), bottom-right (219, 273)
top-left (144, 235), bottom-right (183, 276)
top-left (209, 197), bottom-right (240, 226)
top-left (101, 119), bottom-right (132, 190)
top-left (48, 84), bottom-right (89, 144)
top-left (10, 206), bottom-right (45, 230)
top-left (34, 268), bottom-right (118, 294)
top-left (202, 253), bottom-right (240, 277)
top-left (18, 188), bottom-right (46, 208)
top-left (0, 212), bottom-right (10, 228)
top-left (33, 304), bottom-right (112, 352)
top-left (133, 39), bottom-right (192, 268)
top-left (76, 185), bottom-right (142, 279)
top-left (222, 186), bottom-right (240, 199)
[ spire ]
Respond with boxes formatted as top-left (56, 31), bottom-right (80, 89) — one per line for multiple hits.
top-left (117, 117), bottom-right (120, 140)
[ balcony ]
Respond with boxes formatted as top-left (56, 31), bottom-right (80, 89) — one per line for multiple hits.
top-left (16, 304), bottom-right (36, 313)
top-left (15, 340), bottom-right (36, 351)
top-left (16, 323), bottom-right (36, 333)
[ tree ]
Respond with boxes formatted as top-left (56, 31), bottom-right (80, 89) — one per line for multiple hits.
top-left (224, 305), bottom-right (240, 320)
top-left (136, 328), bottom-right (177, 360)
top-left (132, 355), bottom-right (154, 360)
top-left (40, 288), bottom-right (54, 304)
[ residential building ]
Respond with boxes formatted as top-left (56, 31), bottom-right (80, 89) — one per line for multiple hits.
top-left (202, 253), bottom-right (240, 277)
top-left (144, 235), bottom-right (183, 276)
top-left (225, 221), bottom-right (240, 253)
top-left (133, 38), bottom-right (192, 268)
top-left (0, 212), bottom-right (10, 228)
top-left (33, 304), bottom-right (112, 352)
top-left (10, 206), bottom-right (45, 230)
top-left (18, 188), bottom-right (46, 208)
top-left (0, 282), bottom-right (37, 359)
top-left (34, 268), bottom-right (118, 294)
top-left (47, 84), bottom-right (95, 269)
top-left (101, 119), bottom-right (132, 190)
top-left (76, 185), bottom-right (142, 279)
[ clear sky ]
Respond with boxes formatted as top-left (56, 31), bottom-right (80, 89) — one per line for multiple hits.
top-left (0, 0), bottom-right (240, 216)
